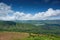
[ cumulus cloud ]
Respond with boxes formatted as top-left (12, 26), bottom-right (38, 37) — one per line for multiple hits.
top-left (0, 2), bottom-right (14, 21)
top-left (13, 8), bottom-right (60, 20)
top-left (0, 2), bottom-right (60, 21)
top-left (0, 3), bottom-right (13, 17)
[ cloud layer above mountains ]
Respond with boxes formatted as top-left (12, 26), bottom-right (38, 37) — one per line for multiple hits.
top-left (0, 3), bottom-right (60, 21)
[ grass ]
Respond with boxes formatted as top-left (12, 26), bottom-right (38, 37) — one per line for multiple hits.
top-left (0, 32), bottom-right (60, 40)
top-left (24, 36), bottom-right (60, 40)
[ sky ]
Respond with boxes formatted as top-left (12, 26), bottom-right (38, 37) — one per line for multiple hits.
top-left (0, 0), bottom-right (60, 20)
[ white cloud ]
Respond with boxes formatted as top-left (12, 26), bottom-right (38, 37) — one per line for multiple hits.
top-left (0, 3), bottom-right (13, 17)
top-left (13, 8), bottom-right (60, 20)
top-left (0, 16), bottom-right (15, 21)
top-left (0, 2), bottom-right (14, 21)
top-left (44, 8), bottom-right (60, 17)
top-left (0, 2), bottom-right (60, 21)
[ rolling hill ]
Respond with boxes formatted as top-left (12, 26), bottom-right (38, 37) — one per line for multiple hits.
top-left (0, 20), bottom-right (60, 35)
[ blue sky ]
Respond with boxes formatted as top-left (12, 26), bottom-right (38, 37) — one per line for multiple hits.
top-left (0, 0), bottom-right (60, 14)
top-left (0, 0), bottom-right (60, 20)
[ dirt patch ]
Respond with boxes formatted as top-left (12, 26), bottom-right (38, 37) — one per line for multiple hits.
top-left (0, 32), bottom-right (29, 40)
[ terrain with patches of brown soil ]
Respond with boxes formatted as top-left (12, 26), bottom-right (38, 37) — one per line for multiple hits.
top-left (0, 32), bottom-right (29, 40)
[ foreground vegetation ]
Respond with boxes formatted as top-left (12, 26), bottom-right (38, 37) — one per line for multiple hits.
top-left (0, 32), bottom-right (60, 40)
top-left (0, 20), bottom-right (60, 40)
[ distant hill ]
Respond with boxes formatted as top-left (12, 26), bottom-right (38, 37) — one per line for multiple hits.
top-left (15, 20), bottom-right (60, 24)
top-left (0, 21), bottom-right (16, 25)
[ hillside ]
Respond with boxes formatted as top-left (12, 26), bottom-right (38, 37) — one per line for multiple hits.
top-left (0, 20), bottom-right (60, 35)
